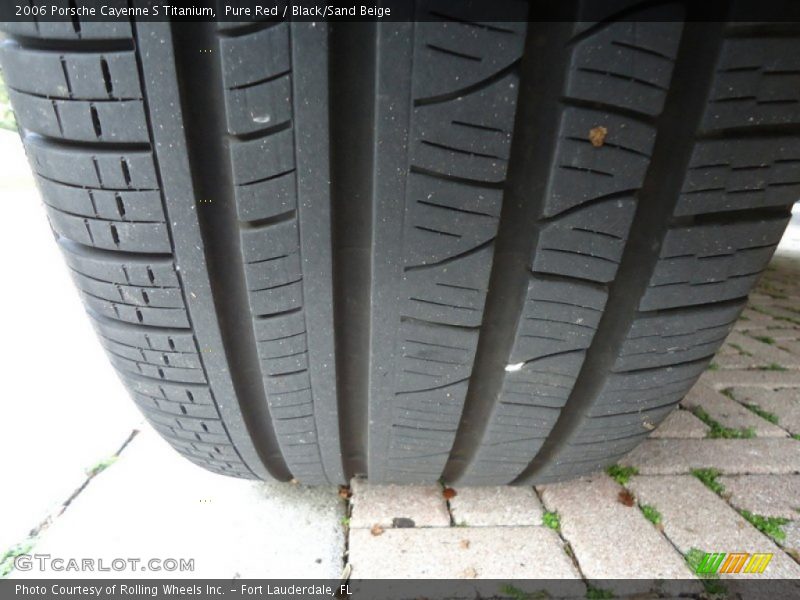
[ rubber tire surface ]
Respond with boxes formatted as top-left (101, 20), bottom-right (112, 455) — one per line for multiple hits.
top-left (2, 7), bottom-right (798, 484)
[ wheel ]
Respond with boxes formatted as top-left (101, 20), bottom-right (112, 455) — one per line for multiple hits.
top-left (2, 6), bottom-right (797, 485)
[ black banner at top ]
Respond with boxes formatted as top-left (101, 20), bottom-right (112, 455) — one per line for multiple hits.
top-left (1, 0), bottom-right (800, 23)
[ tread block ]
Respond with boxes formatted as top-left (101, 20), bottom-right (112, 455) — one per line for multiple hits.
top-left (71, 270), bottom-right (184, 308)
top-left (545, 107), bottom-right (656, 217)
top-left (590, 360), bottom-right (708, 416)
top-left (534, 197), bottom-right (636, 283)
top-left (60, 241), bottom-right (178, 287)
top-left (47, 208), bottom-right (171, 253)
top-left (412, 0), bottom-right (526, 100)
top-left (81, 291), bottom-right (189, 328)
top-left (510, 277), bottom-right (607, 362)
top-left (404, 172), bottom-right (501, 267)
top-left (641, 216), bottom-right (789, 310)
top-left (402, 247), bottom-right (492, 328)
top-left (241, 219), bottom-right (298, 263)
top-left (224, 73), bottom-right (292, 136)
top-left (229, 127), bottom-right (295, 185)
top-left (25, 137), bottom-right (157, 189)
top-left (616, 301), bottom-right (744, 371)
top-left (566, 21), bottom-right (682, 116)
top-left (411, 73), bottom-right (519, 183)
top-left (676, 137), bottom-right (800, 216)
top-left (219, 23), bottom-right (290, 89)
top-left (235, 170), bottom-right (296, 222)
top-left (577, 404), bottom-right (675, 443)
top-left (0, 45), bottom-right (141, 100)
top-left (702, 36), bottom-right (800, 131)
top-left (10, 90), bottom-right (149, 143)
top-left (40, 178), bottom-right (165, 222)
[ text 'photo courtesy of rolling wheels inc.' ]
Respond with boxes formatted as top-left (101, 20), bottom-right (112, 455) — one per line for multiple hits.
top-left (0, 0), bottom-right (800, 598)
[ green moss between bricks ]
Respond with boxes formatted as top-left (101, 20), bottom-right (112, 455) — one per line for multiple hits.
top-left (1, 538), bottom-right (36, 578)
top-left (744, 403), bottom-right (780, 425)
top-left (692, 407), bottom-right (755, 439)
top-left (500, 584), bottom-right (548, 600)
top-left (728, 342), bottom-right (753, 357)
top-left (542, 511), bottom-right (560, 531)
top-left (738, 510), bottom-right (789, 542)
top-left (639, 504), bottom-right (662, 526)
top-left (605, 464), bottom-right (638, 486)
top-left (85, 455), bottom-right (118, 477)
top-left (691, 468), bottom-right (725, 496)
top-left (585, 585), bottom-right (615, 599)
top-left (758, 363), bottom-right (787, 372)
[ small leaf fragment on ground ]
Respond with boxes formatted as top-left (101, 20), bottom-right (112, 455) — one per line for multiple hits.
top-left (370, 524), bottom-right (384, 536)
top-left (443, 487), bottom-right (457, 500)
top-left (460, 539), bottom-right (470, 549)
top-left (589, 125), bottom-right (608, 147)
top-left (338, 485), bottom-right (351, 499)
top-left (462, 567), bottom-right (478, 579)
top-left (618, 489), bottom-right (635, 507)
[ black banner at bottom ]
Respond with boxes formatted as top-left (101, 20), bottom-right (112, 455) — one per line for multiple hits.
top-left (3, 579), bottom-right (800, 600)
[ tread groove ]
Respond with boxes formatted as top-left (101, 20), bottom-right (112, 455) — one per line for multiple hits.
top-left (329, 22), bottom-right (377, 479)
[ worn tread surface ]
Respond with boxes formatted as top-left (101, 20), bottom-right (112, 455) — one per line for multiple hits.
top-left (2, 8), bottom-right (797, 485)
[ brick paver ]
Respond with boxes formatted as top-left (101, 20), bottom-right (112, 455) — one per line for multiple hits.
top-left (629, 475), bottom-right (800, 579)
top-left (538, 475), bottom-right (698, 594)
top-left (623, 438), bottom-right (800, 475)
top-left (700, 368), bottom-right (800, 390)
top-left (726, 387), bottom-right (800, 435)
top-left (649, 409), bottom-right (710, 438)
top-left (784, 522), bottom-right (800, 562)
top-left (448, 486), bottom-right (543, 527)
top-left (718, 475), bottom-right (800, 520)
top-left (779, 340), bottom-right (800, 355)
top-left (348, 526), bottom-right (585, 587)
top-left (716, 331), bottom-right (800, 370)
top-left (680, 384), bottom-right (788, 437)
top-left (349, 480), bottom-right (450, 528)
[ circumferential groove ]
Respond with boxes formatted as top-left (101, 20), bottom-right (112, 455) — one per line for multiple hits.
top-left (328, 21), bottom-right (377, 479)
